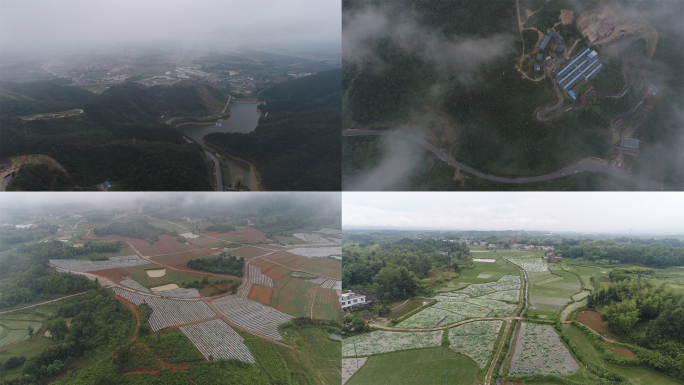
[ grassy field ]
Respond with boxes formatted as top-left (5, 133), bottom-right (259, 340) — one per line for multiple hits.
top-left (385, 299), bottom-right (426, 319)
top-left (270, 275), bottom-right (318, 318)
top-left (347, 347), bottom-right (478, 385)
top-left (277, 326), bottom-right (341, 385)
top-left (435, 255), bottom-right (518, 291)
top-left (562, 324), bottom-right (681, 385)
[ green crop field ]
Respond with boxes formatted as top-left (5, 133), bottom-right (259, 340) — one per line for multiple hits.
top-left (385, 299), bottom-right (426, 319)
top-left (562, 324), bottom-right (681, 385)
top-left (347, 347), bottom-right (478, 385)
top-left (528, 266), bottom-right (581, 312)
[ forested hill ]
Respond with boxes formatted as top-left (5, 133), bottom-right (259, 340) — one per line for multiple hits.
top-left (204, 68), bottom-right (341, 191)
top-left (0, 80), bottom-right (94, 116)
top-left (84, 80), bottom-right (226, 123)
top-left (0, 80), bottom-right (215, 190)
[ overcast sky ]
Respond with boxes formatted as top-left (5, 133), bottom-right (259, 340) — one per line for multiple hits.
top-left (343, 192), bottom-right (684, 235)
top-left (0, 0), bottom-right (341, 51)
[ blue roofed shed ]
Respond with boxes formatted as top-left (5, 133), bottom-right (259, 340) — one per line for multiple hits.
top-left (556, 46), bottom-right (564, 51)
top-left (653, 88), bottom-right (659, 95)
top-left (622, 138), bottom-right (640, 149)
top-left (104, 181), bottom-right (111, 187)
top-left (534, 64), bottom-right (541, 71)
top-left (556, 38), bottom-right (562, 44)
top-left (568, 90), bottom-right (576, 99)
top-left (536, 53), bottom-right (543, 60)
top-left (549, 32), bottom-right (558, 37)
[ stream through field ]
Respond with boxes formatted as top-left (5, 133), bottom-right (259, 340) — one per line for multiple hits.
top-left (179, 102), bottom-right (261, 190)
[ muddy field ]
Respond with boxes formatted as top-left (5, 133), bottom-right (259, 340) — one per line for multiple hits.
top-left (203, 231), bottom-right (242, 242)
top-left (239, 228), bottom-right (266, 241)
top-left (576, 310), bottom-right (608, 332)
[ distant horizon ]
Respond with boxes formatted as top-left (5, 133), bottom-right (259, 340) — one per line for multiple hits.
top-left (341, 226), bottom-right (682, 237)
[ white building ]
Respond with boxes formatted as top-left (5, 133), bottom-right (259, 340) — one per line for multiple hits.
top-left (340, 290), bottom-right (366, 309)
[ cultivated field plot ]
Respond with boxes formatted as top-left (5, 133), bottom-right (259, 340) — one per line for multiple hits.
top-left (270, 275), bottom-right (319, 317)
top-left (120, 278), bottom-right (151, 293)
top-left (434, 293), bottom-right (470, 301)
top-left (237, 282), bottom-right (252, 298)
top-left (486, 275), bottom-right (521, 291)
top-left (529, 267), bottom-right (581, 311)
top-left (461, 283), bottom-right (496, 296)
top-left (305, 277), bottom-right (337, 289)
top-left (472, 258), bottom-right (496, 262)
top-left (151, 284), bottom-right (179, 292)
top-left (49, 255), bottom-right (149, 272)
top-left (156, 288), bottom-right (201, 299)
top-left (113, 287), bottom-right (216, 331)
top-left (248, 265), bottom-right (273, 287)
top-left (179, 232), bottom-right (200, 239)
top-left (264, 252), bottom-right (342, 279)
top-left (203, 231), bottom-right (242, 242)
top-left (466, 299), bottom-right (517, 317)
top-left (230, 245), bottom-right (273, 259)
top-left (479, 290), bottom-right (520, 303)
top-left (186, 236), bottom-right (226, 248)
top-left (293, 233), bottom-right (330, 243)
top-left (212, 295), bottom-right (293, 340)
top-left (342, 357), bottom-right (367, 385)
top-left (238, 228), bottom-right (266, 242)
top-left (150, 235), bottom-right (197, 254)
top-left (342, 330), bottom-right (442, 357)
top-left (180, 319), bottom-right (254, 363)
top-left (434, 300), bottom-right (492, 318)
top-left (247, 284), bottom-right (273, 306)
top-left (287, 247), bottom-right (342, 258)
top-left (509, 322), bottom-right (579, 376)
top-left (149, 248), bottom-right (218, 266)
top-left (397, 307), bottom-right (464, 328)
top-left (448, 320), bottom-right (503, 367)
top-left (314, 228), bottom-right (342, 235)
top-left (501, 253), bottom-right (549, 272)
top-left (248, 258), bottom-right (290, 279)
top-left (311, 288), bottom-right (342, 320)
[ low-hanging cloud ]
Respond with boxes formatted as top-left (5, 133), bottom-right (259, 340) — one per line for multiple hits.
top-left (343, 3), bottom-right (516, 84)
top-left (345, 130), bottom-right (428, 191)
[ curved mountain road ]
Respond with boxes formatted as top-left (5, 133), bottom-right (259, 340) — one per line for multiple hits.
top-left (342, 130), bottom-right (682, 190)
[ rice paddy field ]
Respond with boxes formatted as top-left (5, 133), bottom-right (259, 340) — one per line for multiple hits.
top-left (435, 255), bottom-right (518, 291)
top-left (346, 347), bottom-right (478, 385)
top-left (385, 299), bottom-right (427, 319)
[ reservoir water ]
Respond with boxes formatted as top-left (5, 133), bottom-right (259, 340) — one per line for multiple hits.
top-left (179, 102), bottom-right (261, 190)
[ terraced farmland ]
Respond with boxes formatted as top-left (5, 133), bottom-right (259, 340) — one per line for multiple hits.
top-left (113, 287), bottom-right (215, 331)
top-left (212, 295), bottom-right (293, 340)
top-left (180, 319), bottom-right (254, 363)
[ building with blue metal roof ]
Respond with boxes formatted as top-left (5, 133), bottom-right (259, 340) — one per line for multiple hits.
top-left (568, 90), bottom-right (576, 99)
top-left (538, 35), bottom-right (551, 50)
top-left (556, 46), bottom-right (564, 51)
top-left (536, 53), bottom-right (543, 60)
top-left (653, 88), bottom-right (659, 95)
top-left (556, 38), bottom-right (562, 44)
top-left (534, 64), bottom-right (541, 71)
top-left (104, 181), bottom-right (111, 187)
top-left (549, 32), bottom-right (558, 37)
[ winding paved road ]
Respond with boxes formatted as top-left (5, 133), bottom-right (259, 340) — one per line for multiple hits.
top-left (342, 130), bottom-right (683, 190)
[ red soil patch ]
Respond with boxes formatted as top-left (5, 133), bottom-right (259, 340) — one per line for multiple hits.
top-left (260, 264), bottom-right (289, 280)
top-left (239, 228), bottom-right (266, 241)
top-left (264, 252), bottom-right (309, 268)
top-left (248, 285), bottom-right (273, 306)
top-left (204, 231), bottom-right (242, 241)
top-left (230, 246), bottom-right (273, 259)
top-left (577, 310), bottom-right (608, 332)
top-left (601, 341), bottom-right (637, 359)
top-left (150, 248), bottom-right (218, 266)
top-left (91, 267), bottom-right (126, 280)
top-left (152, 235), bottom-right (194, 254)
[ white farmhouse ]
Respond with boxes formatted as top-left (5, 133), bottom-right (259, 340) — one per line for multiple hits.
top-left (340, 290), bottom-right (366, 310)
